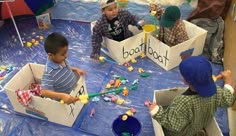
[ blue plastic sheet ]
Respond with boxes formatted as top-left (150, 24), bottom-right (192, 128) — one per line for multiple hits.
top-left (0, 1), bottom-right (229, 136)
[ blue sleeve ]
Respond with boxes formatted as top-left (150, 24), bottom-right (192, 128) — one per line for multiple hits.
top-left (41, 72), bottom-right (55, 91)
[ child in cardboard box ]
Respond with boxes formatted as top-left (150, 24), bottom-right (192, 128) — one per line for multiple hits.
top-left (149, 55), bottom-right (235, 136)
top-left (41, 32), bottom-right (86, 104)
top-left (90, 0), bottom-right (144, 60)
top-left (149, 3), bottom-right (188, 47)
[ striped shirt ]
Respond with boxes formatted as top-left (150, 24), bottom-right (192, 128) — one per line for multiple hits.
top-left (41, 59), bottom-right (77, 93)
top-left (152, 87), bottom-right (235, 136)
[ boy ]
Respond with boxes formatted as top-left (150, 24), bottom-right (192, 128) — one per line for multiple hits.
top-left (149, 56), bottom-right (235, 136)
top-left (150, 4), bottom-right (188, 47)
top-left (90, 0), bottom-right (144, 60)
top-left (41, 32), bottom-right (86, 104)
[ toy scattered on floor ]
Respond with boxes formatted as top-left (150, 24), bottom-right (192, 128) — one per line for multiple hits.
top-left (127, 66), bottom-right (134, 72)
top-left (122, 87), bottom-right (129, 96)
top-left (91, 97), bottom-right (100, 103)
top-left (98, 56), bottom-right (119, 65)
top-left (114, 79), bottom-right (121, 88)
top-left (140, 72), bottom-right (150, 78)
top-left (132, 79), bottom-right (139, 85)
top-left (125, 107), bottom-right (136, 116)
top-left (89, 108), bottom-right (95, 117)
top-left (124, 62), bottom-right (130, 67)
top-left (130, 85), bottom-right (138, 90)
top-left (116, 98), bottom-right (125, 105)
top-left (123, 62), bottom-right (134, 72)
top-left (140, 52), bottom-right (146, 58)
top-left (130, 58), bottom-right (137, 63)
top-left (138, 68), bottom-right (144, 73)
top-left (0, 66), bottom-right (14, 82)
top-left (26, 42), bottom-right (33, 47)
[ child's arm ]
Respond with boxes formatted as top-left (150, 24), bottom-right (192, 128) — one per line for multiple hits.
top-left (71, 66), bottom-right (86, 76)
top-left (41, 89), bottom-right (79, 104)
top-left (90, 21), bottom-right (103, 60)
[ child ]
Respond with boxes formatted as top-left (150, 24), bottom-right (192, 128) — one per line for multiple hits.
top-left (149, 56), bottom-right (235, 136)
top-left (41, 32), bottom-right (86, 104)
top-left (150, 4), bottom-right (188, 47)
top-left (90, 0), bottom-right (144, 60)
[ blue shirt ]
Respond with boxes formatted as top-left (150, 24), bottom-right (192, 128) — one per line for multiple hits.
top-left (41, 59), bottom-right (77, 93)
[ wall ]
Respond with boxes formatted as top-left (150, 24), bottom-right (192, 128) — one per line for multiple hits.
top-left (224, 0), bottom-right (236, 88)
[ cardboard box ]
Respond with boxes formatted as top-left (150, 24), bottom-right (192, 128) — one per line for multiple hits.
top-left (91, 20), bottom-right (207, 70)
top-left (146, 20), bottom-right (207, 70)
top-left (152, 88), bottom-right (223, 136)
top-left (36, 13), bottom-right (51, 29)
top-left (4, 63), bottom-right (87, 126)
top-left (91, 21), bottom-right (145, 65)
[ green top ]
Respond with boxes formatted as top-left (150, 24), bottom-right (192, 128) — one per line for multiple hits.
top-left (152, 87), bottom-right (235, 136)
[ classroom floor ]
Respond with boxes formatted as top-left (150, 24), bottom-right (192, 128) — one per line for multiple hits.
top-left (0, 0), bottom-right (229, 135)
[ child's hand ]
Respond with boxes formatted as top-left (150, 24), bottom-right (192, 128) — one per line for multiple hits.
top-left (221, 70), bottom-right (232, 85)
top-left (149, 103), bottom-right (157, 111)
top-left (61, 93), bottom-right (79, 105)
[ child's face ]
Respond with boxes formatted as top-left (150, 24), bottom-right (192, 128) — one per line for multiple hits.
top-left (102, 4), bottom-right (119, 20)
top-left (149, 3), bottom-right (157, 12)
top-left (49, 46), bottom-right (68, 64)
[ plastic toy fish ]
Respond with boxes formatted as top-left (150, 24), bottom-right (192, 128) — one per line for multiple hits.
top-left (89, 108), bottom-right (95, 117)
top-left (132, 79), bottom-right (139, 85)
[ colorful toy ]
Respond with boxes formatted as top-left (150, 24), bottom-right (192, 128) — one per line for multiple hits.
top-left (124, 62), bottom-right (130, 67)
top-left (98, 56), bottom-right (118, 65)
top-left (26, 42), bottom-right (33, 47)
top-left (122, 87), bottom-right (129, 96)
top-left (140, 72), bottom-right (150, 78)
top-left (116, 98), bottom-right (125, 105)
top-left (128, 66), bottom-right (134, 72)
top-left (132, 79), bottom-right (139, 85)
top-left (91, 97), bottom-right (100, 103)
top-left (125, 107), bottom-right (136, 116)
top-left (130, 58), bottom-right (137, 63)
top-left (140, 52), bottom-right (146, 58)
top-left (109, 80), bottom-right (115, 85)
top-left (89, 108), bottom-right (95, 117)
top-left (105, 83), bottom-right (112, 89)
top-left (114, 79), bottom-right (121, 88)
top-left (112, 75), bottom-right (121, 79)
top-left (103, 97), bottom-right (111, 102)
top-left (138, 68), bottom-right (144, 73)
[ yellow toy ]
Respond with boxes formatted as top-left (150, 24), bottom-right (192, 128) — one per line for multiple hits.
top-left (128, 66), bottom-right (134, 72)
top-left (138, 68), bottom-right (144, 73)
top-left (26, 42), bottom-right (33, 47)
top-left (140, 52), bottom-right (146, 58)
top-left (130, 58), bottom-right (137, 63)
